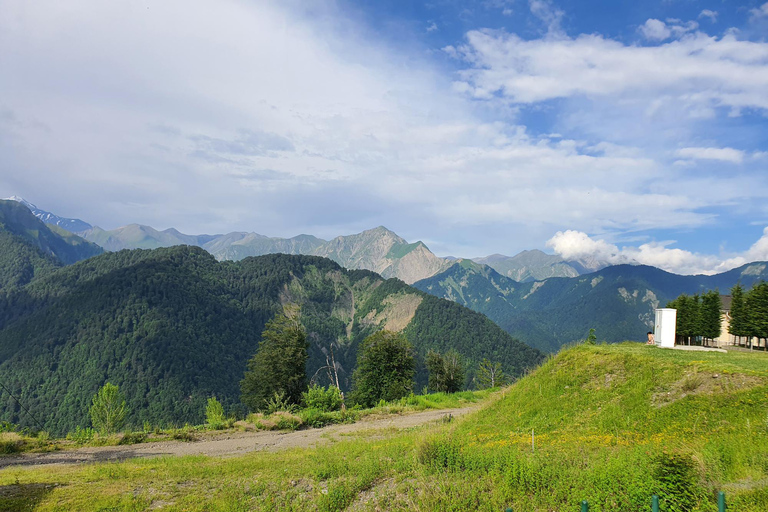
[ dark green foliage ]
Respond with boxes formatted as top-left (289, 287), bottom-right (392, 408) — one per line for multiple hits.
top-left (240, 312), bottom-right (309, 411)
top-left (585, 328), bottom-right (597, 344)
top-left (667, 294), bottom-right (702, 344)
top-left (426, 350), bottom-right (465, 393)
top-left (729, 283), bottom-right (747, 341)
top-left (746, 281), bottom-right (768, 344)
top-left (350, 331), bottom-right (415, 407)
top-left (403, 295), bottom-right (543, 386)
top-left (700, 290), bottom-right (721, 341)
top-left (0, 245), bottom-right (541, 434)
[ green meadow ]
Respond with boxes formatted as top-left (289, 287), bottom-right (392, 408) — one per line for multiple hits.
top-left (2, 343), bottom-right (767, 511)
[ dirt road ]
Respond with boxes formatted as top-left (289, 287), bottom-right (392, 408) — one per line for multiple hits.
top-left (0, 407), bottom-right (474, 469)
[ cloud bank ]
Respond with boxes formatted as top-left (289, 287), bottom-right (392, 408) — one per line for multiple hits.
top-left (547, 228), bottom-right (768, 275)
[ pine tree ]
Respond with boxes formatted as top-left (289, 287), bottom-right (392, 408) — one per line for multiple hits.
top-left (700, 290), bottom-right (721, 344)
top-left (240, 310), bottom-right (308, 412)
top-left (729, 283), bottom-right (746, 345)
top-left (746, 281), bottom-right (768, 349)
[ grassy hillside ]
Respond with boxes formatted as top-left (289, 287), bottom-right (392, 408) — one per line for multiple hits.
top-left (0, 246), bottom-right (541, 434)
top-left (2, 343), bottom-right (765, 511)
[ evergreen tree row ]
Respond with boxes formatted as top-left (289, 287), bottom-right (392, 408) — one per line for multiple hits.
top-left (728, 282), bottom-right (768, 349)
top-left (666, 290), bottom-right (722, 345)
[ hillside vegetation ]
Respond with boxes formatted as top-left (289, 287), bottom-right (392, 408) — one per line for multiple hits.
top-left (0, 245), bottom-right (541, 434)
top-left (415, 261), bottom-right (768, 352)
top-left (2, 343), bottom-right (765, 511)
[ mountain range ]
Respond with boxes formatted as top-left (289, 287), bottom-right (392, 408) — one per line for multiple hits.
top-left (0, 205), bottom-right (542, 433)
top-left (5, 196), bottom-right (600, 284)
top-left (412, 259), bottom-right (768, 352)
top-left (5, 196), bottom-right (767, 355)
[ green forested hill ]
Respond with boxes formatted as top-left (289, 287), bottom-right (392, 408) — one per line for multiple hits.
top-left (414, 260), bottom-right (768, 352)
top-left (0, 246), bottom-right (542, 434)
top-left (0, 200), bottom-right (103, 291)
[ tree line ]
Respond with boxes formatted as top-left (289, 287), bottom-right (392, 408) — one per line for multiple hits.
top-left (666, 282), bottom-right (768, 350)
top-left (666, 290), bottom-right (722, 345)
top-left (240, 311), bottom-right (511, 412)
top-left (728, 282), bottom-right (768, 349)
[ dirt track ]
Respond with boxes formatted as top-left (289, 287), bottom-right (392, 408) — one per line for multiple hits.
top-left (0, 407), bottom-right (475, 469)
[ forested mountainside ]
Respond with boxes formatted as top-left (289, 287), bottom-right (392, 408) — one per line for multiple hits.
top-left (0, 245), bottom-right (542, 434)
top-left (0, 200), bottom-right (102, 289)
top-left (414, 260), bottom-right (768, 353)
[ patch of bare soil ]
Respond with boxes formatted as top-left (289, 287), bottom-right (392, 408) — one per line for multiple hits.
top-left (0, 407), bottom-right (475, 469)
top-left (652, 371), bottom-right (765, 407)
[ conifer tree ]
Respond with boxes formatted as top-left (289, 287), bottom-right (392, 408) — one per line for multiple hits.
top-left (729, 283), bottom-right (746, 345)
top-left (701, 290), bottom-right (721, 343)
top-left (240, 310), bottom-right (308, 412)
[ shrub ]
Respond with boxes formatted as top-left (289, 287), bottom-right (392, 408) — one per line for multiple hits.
top-left (205, 396), bottom-right (226, 429)
top-left (303, 385), bottom-right (343, 412)
top-left (265, 391), bottom-right (298, 414)
top-left (653, 451), bottom-right (704, 511)
top-left (66, 426), bottom-right (96, 444)
top-left (0, 432), bottom-right (23, 454)
top-left (272, 411), bottom-right (303, 431)
top-left (299, 408), bottom-right (330, 428)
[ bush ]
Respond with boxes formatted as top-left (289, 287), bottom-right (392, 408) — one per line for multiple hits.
top-left (653, 451), bottom-right (704, 511)
top-left (205, 396), bottom-right (226, 429)
top-left (66, 426), bottom-right (96, 444)
top-left (272, 411), bottom-right (303, 430)
top-left (0, 432), bottom-right (23, 454)
top-left (265, 391), bottom-right (298, 414)
top-left (302, 385), bottom-right (343, 412)
top-left (299, 408), bottom-right (333, 428)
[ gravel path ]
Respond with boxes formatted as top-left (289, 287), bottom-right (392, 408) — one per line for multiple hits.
top-left (0, 407), bottom-right (475, 469)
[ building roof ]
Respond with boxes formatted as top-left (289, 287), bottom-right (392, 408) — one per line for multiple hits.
top-left (721, 295), bottom-right (732, 311)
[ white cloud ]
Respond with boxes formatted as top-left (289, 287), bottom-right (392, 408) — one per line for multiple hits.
top-left (750, 3), bottom-right (768, 20)
top-left (639, 19), bottom-right (671, 41)
top-left (675, 147), bottom-right (745, 163)
top-left (699, 10), bottom-right (718, 23)
top-left (451, 29), bottom-right (768, 112)
top-left (529, 0), bottom-right (564, 35)
top-left (426, 22), bottom-right (438, 32)
top-left (547, 228), bottom-right (768, 275)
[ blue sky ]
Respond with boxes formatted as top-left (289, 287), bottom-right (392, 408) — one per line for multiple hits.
top-left (1, 0), bottom-right (768, 274)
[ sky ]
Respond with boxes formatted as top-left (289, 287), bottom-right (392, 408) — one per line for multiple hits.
top-left (2, 0), bottom-right (768, 275)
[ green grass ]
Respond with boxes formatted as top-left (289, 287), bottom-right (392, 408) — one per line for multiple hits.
top-left (2, 344), bottom-right (767, 511)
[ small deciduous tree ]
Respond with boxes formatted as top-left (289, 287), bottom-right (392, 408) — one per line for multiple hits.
top-left (350, 330), bottom-right (414, 407)
top-left (477, 358), bottom-right (507, 389)
top-left (205, 397), bottom-right (225, 428)
top-left (89, 382), bottom-right (126, 435)
top-left (240, 310), bottom-right (308, 412)
top-left (426, 349), bottom-right (465, 393)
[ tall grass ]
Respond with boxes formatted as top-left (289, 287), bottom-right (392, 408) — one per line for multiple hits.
top-left (2, 343), bottom-right (767, 511)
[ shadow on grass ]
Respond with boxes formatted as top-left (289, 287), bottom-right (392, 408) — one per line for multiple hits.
top-left (0, 483), bottom-right (55, 512)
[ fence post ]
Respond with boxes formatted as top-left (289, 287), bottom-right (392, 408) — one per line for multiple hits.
top-left (718, 491), bottom-right (726, 511)
top-left (581, 500), bottom-right (588, 512)
top-left (652, 495), bottom-right (659, 512)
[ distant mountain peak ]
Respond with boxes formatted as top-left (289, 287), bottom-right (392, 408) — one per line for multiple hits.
top-left (4, 196), bottom-right (93, 234)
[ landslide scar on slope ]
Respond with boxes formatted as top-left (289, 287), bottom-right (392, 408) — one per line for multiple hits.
top-left (362, 294), bottom-right (423, 332)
